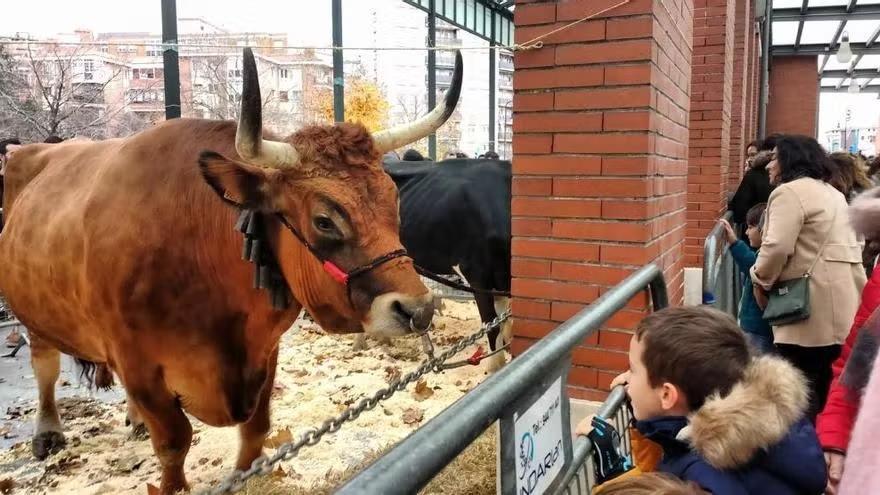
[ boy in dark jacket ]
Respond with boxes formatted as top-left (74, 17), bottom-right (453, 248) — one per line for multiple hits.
top-left (720, 203), bottom-right (773, 353)
top-left (601, 307), bottom-right (827, 495)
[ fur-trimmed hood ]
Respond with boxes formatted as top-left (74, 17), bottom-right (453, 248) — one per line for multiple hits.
top-left (683, 354), bottom-right (808, 469)
top-left (636, 355), bottom-right (827, 495)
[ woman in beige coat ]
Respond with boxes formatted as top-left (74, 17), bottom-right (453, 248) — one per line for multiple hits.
top-left (751, 135), bottom-right (866, 421)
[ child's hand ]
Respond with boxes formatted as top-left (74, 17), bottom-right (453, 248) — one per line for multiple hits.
top-left (754, 284), bottom-right (768, 310)
top-left (610, 370), bottom-right (630, 389)
top-left (575, 414), bottom-right (596, 437)
top-left (825, 451), bottom-right (845, 494)
top-left (719, 219), bottom-right (737, 245)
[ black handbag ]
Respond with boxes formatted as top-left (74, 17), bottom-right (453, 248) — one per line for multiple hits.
top-left (762, 208), bottom-right (836, 326)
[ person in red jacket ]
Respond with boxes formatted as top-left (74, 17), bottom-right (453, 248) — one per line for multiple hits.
top-left (817, 187), bottom-right (880, 494)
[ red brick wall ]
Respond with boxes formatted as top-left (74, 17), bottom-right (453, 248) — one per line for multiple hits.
top-left (511, 0), bottom-right (692, 401)
top-left (685, 0), bottom-right (737, 268)
top-left (728, 0), bottom-right (751, 187)
top-left (766, 56), bottom-right (819, 137)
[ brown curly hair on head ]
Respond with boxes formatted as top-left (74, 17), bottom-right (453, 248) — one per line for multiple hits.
top-left (635, 306), bottom-right (749, 411)
top-left (830, 151), bottom-right (873, 196)
top-left (597, 472), bottom-right (707, 495)
top-left (869, 156), bottom-right (880, 178)
top-left (746, 202), bottom-right (766, 228)
top-left (290, 122), bottom-right (381, 173)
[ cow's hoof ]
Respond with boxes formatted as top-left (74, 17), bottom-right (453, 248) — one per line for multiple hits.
top-left (352, 334), bottom-right (367, 351)
top-left (130, 422), bottom-right (150, 441)
top-left (32, 430), bottom-right (66, 460)
top-left (160, 471), bottom-right (190, 495)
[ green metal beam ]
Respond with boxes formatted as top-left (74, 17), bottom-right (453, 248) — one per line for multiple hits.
top-left (773, 3), bottom-right (880, 22)
top-left (402, 0), bottom-right (514, 46)
top-left (820, 86), bottom-right (880, 93)
top-left (774, 42), bottom-right (880, 56)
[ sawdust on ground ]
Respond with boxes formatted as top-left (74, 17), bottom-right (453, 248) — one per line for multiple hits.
top-left (0, 300), bottom-right (500, 494)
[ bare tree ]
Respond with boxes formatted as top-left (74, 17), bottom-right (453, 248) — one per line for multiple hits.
top-left (394, 94), bottom-right (429, 155)
top-left (0, 43), bottom-right (151, 140)
top-left (0, 44), bottom-right (33, 139)
top-left (394, 92), bottom-right (462, 158)
top-left (187, 54), bottom-right (289, 128)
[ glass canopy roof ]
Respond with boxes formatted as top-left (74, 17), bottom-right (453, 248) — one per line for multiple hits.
top-left (772, 0), bottom-right (880, 92)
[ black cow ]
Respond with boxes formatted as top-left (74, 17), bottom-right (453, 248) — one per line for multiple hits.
top-left (382, 158), bottom-right (512, 369)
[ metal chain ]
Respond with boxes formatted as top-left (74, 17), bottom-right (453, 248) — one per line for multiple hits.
top-left (206, 309), bottom-right (511, 495)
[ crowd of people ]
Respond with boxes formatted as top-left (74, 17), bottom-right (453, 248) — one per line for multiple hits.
top-left (577, 135), bottom-right (880, 494)
top-left (381, 147), bottom-right (501, 162)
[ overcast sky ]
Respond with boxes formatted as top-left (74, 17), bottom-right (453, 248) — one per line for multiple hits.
top-left (3, 0), bottom-right (878, 143)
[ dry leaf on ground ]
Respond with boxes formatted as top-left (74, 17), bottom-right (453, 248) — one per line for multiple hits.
top-left (412, 379), bottom-right (434, 402)
top-left (402, 408), bottom-right (424, 425)
top-left (264, 428), bottom-right (293, 449)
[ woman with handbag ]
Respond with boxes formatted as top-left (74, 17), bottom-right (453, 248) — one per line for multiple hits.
top-left (751, 135), bottom-right (866, 422)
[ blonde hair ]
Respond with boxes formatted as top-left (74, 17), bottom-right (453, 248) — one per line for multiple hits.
top-left (596, 472), bottom-right (707, 495)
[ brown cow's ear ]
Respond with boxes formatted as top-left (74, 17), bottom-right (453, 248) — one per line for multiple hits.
top-left (199, 151), bottom-right (274, 210)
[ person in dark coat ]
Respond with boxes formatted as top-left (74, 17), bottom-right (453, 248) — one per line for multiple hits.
top-left (742, 139), bottom-right (760, 175)
top-left (728, 137), bottom-right (776, 239)
top-left (608, 307), bottom-right (826, 495)
top-left (402, 148), bottom-right (426, 161)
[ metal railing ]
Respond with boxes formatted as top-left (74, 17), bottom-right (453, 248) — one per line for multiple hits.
top-left (337, 264), bottom-right (668, 495)
top-left (702, 210), bottom-right (742, 316)
top-left (421, 275), bottom-right (472, 300)
top-left (557, 386), bottom-right (633, 494)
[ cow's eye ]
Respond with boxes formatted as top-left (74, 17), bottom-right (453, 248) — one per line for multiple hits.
top-left (313, 215), bottom-right (336, 233)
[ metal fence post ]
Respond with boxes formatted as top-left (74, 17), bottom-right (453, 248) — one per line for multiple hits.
top-left (331, 0), bottom-right (344, 123)
top-left (160, 0), bottom-right (181, 120)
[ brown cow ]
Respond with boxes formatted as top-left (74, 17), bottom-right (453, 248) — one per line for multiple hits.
top-left (0, 48), bottom-right (463, 494)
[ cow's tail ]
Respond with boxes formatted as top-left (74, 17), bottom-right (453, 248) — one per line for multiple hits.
top-left (74, 359), bottom-right (115, 391)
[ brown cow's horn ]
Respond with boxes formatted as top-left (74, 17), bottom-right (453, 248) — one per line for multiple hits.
top-left (235, 47), bottom-right (300, 169)
top-left (372, 50), bottom-right (463, 153)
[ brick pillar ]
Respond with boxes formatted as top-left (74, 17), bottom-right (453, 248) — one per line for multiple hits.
top-left (685, 0), bottom-right (737, 268)
top-left (766, 56), bottom-right (820, 137)
top-left (511, 0), bottom-right (692, 401)
top-left (728, 0), bottom-right (751, 188)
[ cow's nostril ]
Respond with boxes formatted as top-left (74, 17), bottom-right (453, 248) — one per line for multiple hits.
top-left (411, 305), bottom-right (433, 332)
top-left (390, 298), bottom-right (434, 332)
top-left (392, 300), bottom-right (413, 321)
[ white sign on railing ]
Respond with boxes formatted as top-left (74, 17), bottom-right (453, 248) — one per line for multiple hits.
top-left (499, 360), bottom-right (572, 495)
top-left (514, 376), bottom-right (565, 495)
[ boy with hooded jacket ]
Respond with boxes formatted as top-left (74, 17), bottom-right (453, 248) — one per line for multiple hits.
top-left (580, 307), bottom-right (827, 495)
